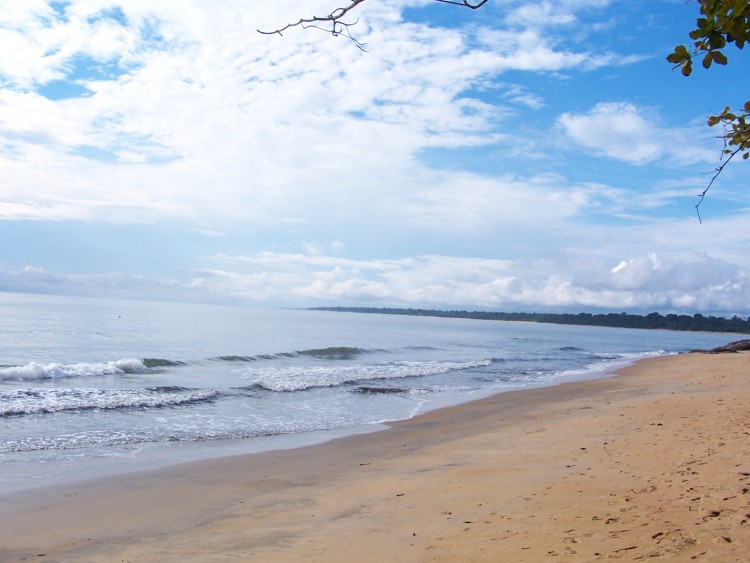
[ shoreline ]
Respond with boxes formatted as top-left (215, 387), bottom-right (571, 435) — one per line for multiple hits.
top-left (0, 349), bottom-right (645, 497)
top-left (1, 352), bottom-right (749, 561)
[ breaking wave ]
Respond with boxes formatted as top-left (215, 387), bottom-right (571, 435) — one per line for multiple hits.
top-left (0, 387), bottom-right (220, 416)
top-left (0, 359), bottom-right (149, 381)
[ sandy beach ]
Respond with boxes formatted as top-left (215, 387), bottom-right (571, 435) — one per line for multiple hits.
top-left (1, 351), bottom-right (748, 562)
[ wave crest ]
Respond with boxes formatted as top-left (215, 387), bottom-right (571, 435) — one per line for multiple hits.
top-left (212, 346), bottom-right (372, 363)
top-left (240, 359), bottom-right (492, 392)
top-left (0, 387), bottom-right (219, 416)
top-left (0, 359), bottom-right (149, 381)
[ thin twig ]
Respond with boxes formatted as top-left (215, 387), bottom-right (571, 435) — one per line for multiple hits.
top-left (258, 0), bottom-right (369, 45)
top-left (696, 145), bottom-right (740, 223)
top-left (434, 0), bottom-right (490, 9)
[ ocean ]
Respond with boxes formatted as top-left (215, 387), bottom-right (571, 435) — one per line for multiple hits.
top-left (0, 291), bottom-right (739, 494)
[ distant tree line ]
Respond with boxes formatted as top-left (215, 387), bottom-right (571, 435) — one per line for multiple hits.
top-left (312, 307), bottom-right (750, 334)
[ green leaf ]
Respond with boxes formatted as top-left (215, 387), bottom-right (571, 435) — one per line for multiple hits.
top-left (681, 60), bottom-right (693, 76)
top-left (702, 52), bottom-right (714, 68)
top-left (711, 51), bottom-right (728, 65)
top-left (674, 44), bottom-right (690, 57)
top-left (666, 52), bottom-right (683, 63)
top-left (708, 31), bottom-right (727, 49)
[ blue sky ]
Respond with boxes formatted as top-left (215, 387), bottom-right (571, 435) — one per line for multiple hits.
top-left (1, 0), bottom-right (748, 313)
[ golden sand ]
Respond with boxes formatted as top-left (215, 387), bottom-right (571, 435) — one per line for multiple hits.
top-left (1, 352), bottom-right (748, 562)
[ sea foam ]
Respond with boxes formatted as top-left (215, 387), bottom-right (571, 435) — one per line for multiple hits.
top-left (0, 359), bottom-right (149, 381)
top-left (0, 387), bottom-right (219, 416)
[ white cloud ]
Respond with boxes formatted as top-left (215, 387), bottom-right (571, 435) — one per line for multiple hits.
top-left (0, 1), bottom-right (642, 229)
top-left (5, 248), bottom-right (747, 314)
top-left (476, 27), bottom-right (599, 72)
top-left (501, 84), bottom-right (545, 109)
top-left (0, 3), bottom-right (504, 223)
top-left (557, 102), bottom-right (715, 165)
top-left (473, 0), bottom-right (635, 73)
top-left (154, 250), bottom-right (747, 313)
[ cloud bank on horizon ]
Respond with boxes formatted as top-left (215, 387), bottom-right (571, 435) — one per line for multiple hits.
top-left (0, 0), bottom-right (748, 313)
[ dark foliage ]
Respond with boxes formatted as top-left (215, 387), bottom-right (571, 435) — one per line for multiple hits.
top-left (313, 307), bottom-right (750, 334)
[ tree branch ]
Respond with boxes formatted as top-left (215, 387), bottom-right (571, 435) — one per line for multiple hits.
top-left (258, 0), bottom-right (370, 49)
top-left (258, 0), bottom-right (490, 47)
top-left (696, 145), bottom-right (741, 223)
top-left (434, 0), bottom-right (489, 8)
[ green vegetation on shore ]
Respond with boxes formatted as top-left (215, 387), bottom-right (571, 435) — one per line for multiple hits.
top-left (311, 307), bottom-right (750, 334)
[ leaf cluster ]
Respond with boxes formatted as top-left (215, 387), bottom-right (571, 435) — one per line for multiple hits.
top-left (667, 0), bottom-right (749, 75)
top-left (707, 102), bottom-right (750, 160)
top-left (667, 1), bottom-right (749, 218)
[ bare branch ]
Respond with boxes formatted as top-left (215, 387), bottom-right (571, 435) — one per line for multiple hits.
top-left (695, 145), bottom-right (741, 223)
top-left (259, 0), bottom-right (490, 46)
top-left (434, 0), bottom-right (489, 8)
top-left (258, 0), bottom-right (370, 48)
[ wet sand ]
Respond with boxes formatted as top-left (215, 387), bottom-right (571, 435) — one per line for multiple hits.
top-left (1, 351), bottom-right (748, 562)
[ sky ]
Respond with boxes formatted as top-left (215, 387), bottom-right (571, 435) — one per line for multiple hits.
top-left (0, 0), bottom-right (749, 314)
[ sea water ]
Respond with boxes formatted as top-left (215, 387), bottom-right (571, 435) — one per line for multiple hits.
top-left (0, 292), bottom-right (740, 493)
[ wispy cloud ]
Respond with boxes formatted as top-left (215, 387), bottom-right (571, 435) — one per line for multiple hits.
top-left (557, 102), bottom-right (716, 165)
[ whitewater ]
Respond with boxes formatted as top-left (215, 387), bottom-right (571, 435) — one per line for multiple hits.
top-left (0, 291), bottom-right (739, 493)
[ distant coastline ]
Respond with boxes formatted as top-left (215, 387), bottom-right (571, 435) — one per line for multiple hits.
top-left (311, 307), bottom-right (750, 334)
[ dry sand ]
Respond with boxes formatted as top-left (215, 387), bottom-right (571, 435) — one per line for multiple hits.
top-left (0, 351), bottom-right (749, 562)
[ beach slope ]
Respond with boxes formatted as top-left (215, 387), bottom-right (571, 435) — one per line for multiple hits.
top-left (1, 352), bottom-right (748, 561)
